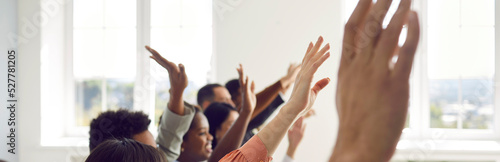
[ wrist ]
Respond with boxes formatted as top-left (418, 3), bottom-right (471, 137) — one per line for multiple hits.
top-left (280, 77), bottom-right (291, 86)
top-left (240, 103), bottom-right (254, 114)
top-left (170, 89), bottom-right (184, 97)
top-left (277, 105), bottom-right (300, 125)
top-left (286, 146), bottom-right (297, 159)
top-left (331, 133), bottom-right (386, 162)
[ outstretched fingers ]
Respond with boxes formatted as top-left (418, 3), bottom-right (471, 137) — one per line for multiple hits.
top-left (356, 0), bottom-right (393, 64)
top-left (394, 11), bottom-right (420, 79)
top-left (237, 64), bottom-right (245, 87)
top-left (146, 46), bottom-right (178, 73)
top-left (341, 0), bottom-right (373, 68)
top-left (304, 36), bottom-right (325, 63)
top-left (374, 0), bottom-right (411, 68)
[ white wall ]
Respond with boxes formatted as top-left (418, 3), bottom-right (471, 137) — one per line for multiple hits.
top-left (18, 0), bottom-right (87, 161)
top-left (213, 0), bottom-right (344, 161)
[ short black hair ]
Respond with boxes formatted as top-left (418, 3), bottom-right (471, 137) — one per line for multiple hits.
top-left (86, 138), bottom-right (166, 162)
top-left (225, 79), bottom-right (240, 100)
top-left (89, 109), bottom-right (151, 151)
top-left (204, 102), bottom-right (237, 148)
top-left (197, 84), bottom-right (223, 106)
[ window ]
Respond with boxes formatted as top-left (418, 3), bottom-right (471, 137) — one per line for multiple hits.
top-left (344, 0), bottom-right (497, 139)
top-left (150, 0), bottom-right (213, 124)
top-left (73, 0), bottom-right (137, 126)
top-left (427, 0), bottom-right (495, 130)
top-left (69, 0), bottom-right (212, 134)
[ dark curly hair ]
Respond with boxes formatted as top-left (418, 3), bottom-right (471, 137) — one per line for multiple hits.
top-left (86, 138), bottom-right (166, 162)
top-left (89, 109), bottom-right (151, 151)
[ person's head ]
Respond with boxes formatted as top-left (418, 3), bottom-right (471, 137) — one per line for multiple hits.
top-left (178, 109), bottom-right (214, 162)
top-left (204, 102), bottom-right (239, 148)
top-left (85, 138), bottom-right (166, 162)
top-left (225, 79), bottom-right (241, 107)
top-left (89, 109), bottom-right (154, 151)
top-left (197, 83), bottom-right (235, 110)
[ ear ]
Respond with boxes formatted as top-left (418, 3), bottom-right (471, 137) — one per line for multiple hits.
top-left (181, 141), bottom-right (186, 152)
top-left (202, 101), bottom-right (211, 110)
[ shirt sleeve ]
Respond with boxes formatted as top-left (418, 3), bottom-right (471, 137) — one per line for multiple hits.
top-left (282, 154), bottom-right (294, 162)
top-left (156, 101), bottom-right (196, 162)
top-left (219, 136), bottom-right (273, 162)
top-left (243, 95), bottom-right (285, 144)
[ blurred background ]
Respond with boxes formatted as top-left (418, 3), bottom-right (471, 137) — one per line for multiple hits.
top-left (8, 0), bottom-right (500, 161)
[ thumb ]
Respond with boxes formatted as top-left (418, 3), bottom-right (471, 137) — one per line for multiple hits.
top-left (311, 77), bottom-right (330, 94)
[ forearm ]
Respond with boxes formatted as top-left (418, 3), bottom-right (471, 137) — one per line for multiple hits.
top-left (167, 91), bottom-right (184, 115)
top-left (257, 104), bottom-right (298, 156)
top-left (208, 109), bottom-right (253, 162)
top-left (253, 80), bottom-right (282, 119)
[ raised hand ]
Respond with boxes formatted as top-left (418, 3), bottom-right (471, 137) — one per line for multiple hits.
top-left (280, 63), bottom-right (301, 94)
top-left (256, 37), bottom-right (330, 156)
top-left (287, 36), bottom-right (331, 115)
top-left (237, 64), bottom-right (256, 113)
top-left (330, 0), bottom-right (420, 161)
top-left (286, 117), bottom-right (307, 159)
top-left (145, 45), bottom-right (188, 115)
top-left (208, 66), bottom-right (256, 162)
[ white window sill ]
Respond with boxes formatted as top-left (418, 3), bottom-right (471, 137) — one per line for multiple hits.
top-left (394, 139), bottom-right (500, 161)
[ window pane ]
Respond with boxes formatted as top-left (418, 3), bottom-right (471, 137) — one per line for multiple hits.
top-left (150, 27), bottom-right (182, 62)
top-left (427, 0), bottom-right (495, 129)
top-left (73, 29), bottom-right (105, 78)
top-left (462, 79), bottom-right (494, 129)
top-left (154, 79), bottom-right (170, 126)
top-left (181, 27), bottom-right (212, 86)
top-left (430, 79), bottom-right (494, 129)
top-left (104, 28), bottom-right (137, 78)
top-left (75, 80), bottom-right (102, 126)
top-left (151, 0), bottom-right (181, 27)
top-left (461, 0), bottom-right (494, 26)
top-left (74, 0), bottom-right (104, 28)
top-left (104, 0), bottom-right (136, 27)
top-left (182, 0), bottom-right (212, 26)
top-left (429, 79), bottom-right (459, 128)
top-left (106, 79), bottom-right (135, 110)
top-left (428, 0), bottom-right (460, 27)
top-left (150, 0), bottom-right (212, 126)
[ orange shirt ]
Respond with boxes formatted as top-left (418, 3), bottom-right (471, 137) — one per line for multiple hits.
top-left (219, 136), bottom-right (273, 162)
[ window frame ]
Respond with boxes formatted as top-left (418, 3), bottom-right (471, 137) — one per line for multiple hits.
top-left (402, 0), bottom-right (500, 141)
top-left (61, 0), bottom-right (213, 138)
top-left (61, 0), bottom-right (161, 138)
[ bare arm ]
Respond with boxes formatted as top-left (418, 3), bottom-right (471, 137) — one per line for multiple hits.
top-left (286, 116), bottom-right (306, 159)
top-left (208, 64), bottom-right (256, 162)
top-left (257, 36), bottom-right (331, 156)
top-left (146, 46), bottom-right (187, 115)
